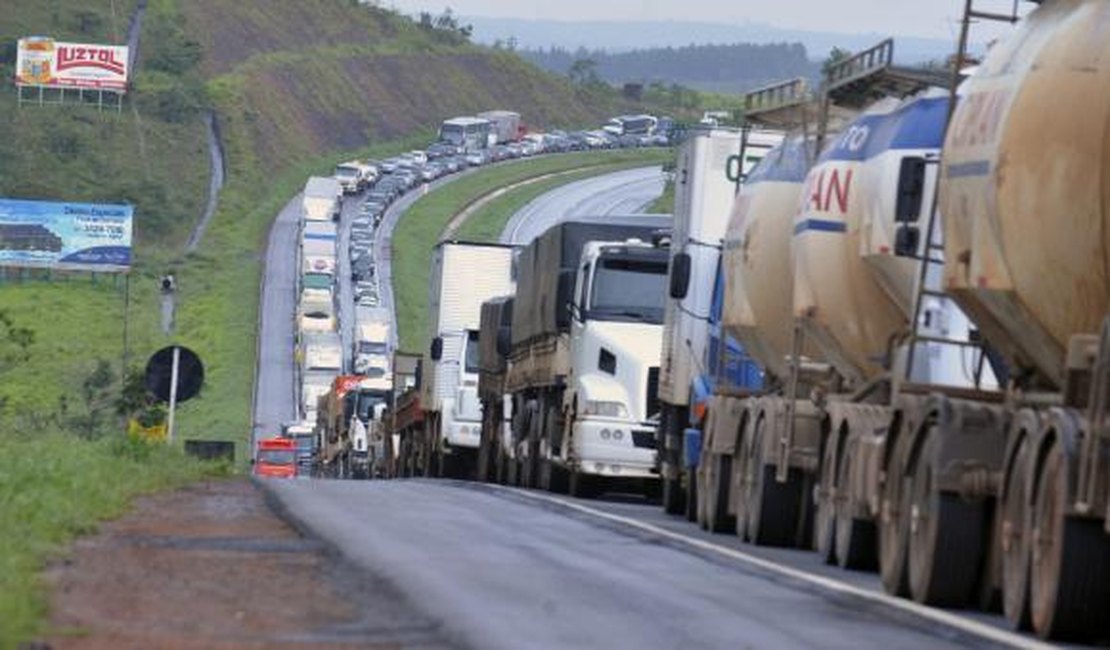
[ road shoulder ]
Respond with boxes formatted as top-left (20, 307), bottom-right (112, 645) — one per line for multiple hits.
top-left (41, 479), bottom-right (457, 650)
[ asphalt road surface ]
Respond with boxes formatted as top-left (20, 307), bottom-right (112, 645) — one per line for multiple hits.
top-left (500, 166), bottom-right (666, 244)
top-left (265, 479), bottom-right (1019, 650)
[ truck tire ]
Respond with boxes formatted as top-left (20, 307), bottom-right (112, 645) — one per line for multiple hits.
top-left (907, 428), bottom-right (986, 607)
top-left (814, 434), bottom-right (839, 564)
top-left (569, 468), bottom-right (598, 499)
top-left (684, 467), bottom-right (698, 522)
top-left (1001, 436), bottom-right (1033, 630)
top-left (1029, 440), bottom-right (1110, 642)
top-left (660, 407), bottom-right (685, 515)
top-left (834, 442), bottom-right (877, 570)
top-left (704, 452), bottom-right (734, 533)
top-left (879, 438), bottom-right (912, 597)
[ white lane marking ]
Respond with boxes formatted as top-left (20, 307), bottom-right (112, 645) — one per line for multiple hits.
top-left (484, 484), bottom-right (1057, 650)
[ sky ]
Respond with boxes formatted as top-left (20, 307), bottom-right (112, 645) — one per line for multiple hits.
top-left (379, 0), bottom-right (1027, 40)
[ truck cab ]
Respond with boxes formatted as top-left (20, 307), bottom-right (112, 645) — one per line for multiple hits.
top-left (253, 437), bottom-right (297, 479)
top-left (280, 420), bottom-right (317, 476)
top-left (565, 240), bottom-right (669, 481)
top-left (352, 385), bottom-right (392, 478)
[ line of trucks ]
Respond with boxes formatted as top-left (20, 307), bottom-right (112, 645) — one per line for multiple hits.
top-left (378, 2), bottom-right (1109, 643)
top-left (292, 170), bottom-right (396, 479)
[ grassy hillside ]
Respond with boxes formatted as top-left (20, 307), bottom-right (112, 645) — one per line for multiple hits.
top-left (0, 0), bottom-right (638, 440)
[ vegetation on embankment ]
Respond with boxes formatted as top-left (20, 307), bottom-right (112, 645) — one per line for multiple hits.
top-left (392, 148), bottom-right (673, 352)
top-left (0, 434), bottom-right (225, 649)
top-left (647, 177), bottom-right (676, 214)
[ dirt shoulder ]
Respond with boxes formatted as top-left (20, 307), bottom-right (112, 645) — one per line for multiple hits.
top-left (38, 479), bottom-right (456, 650)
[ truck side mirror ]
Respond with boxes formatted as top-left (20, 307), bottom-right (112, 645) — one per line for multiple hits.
top-left (555, 269), bottom-right (577, 329)
top-left (895, 156), bottom-right (926, 222)
top-left (669, 252), bottom-right (691, 299)
top-left (496, 326), bottom-right (512, 357)
top-left (430, 337), bottom-right (443, 361)
top-left (894, 225), bottom-right (920, 257)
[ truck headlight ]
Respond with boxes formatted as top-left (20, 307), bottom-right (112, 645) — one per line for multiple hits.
top-left (583, 400), bottom-right (629, 419)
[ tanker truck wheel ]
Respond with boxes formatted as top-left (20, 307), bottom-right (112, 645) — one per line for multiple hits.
top-left (1029, 440), bottom-right (1110, 642)
top-left (684, 467), bottom-right (698, 523)
top-left (907, 428), bottom-right (986, 607)
top-left (814, 435), bottom-right (839, 564)
top-left (746, 418), bottom-right (804, 547)
top-left (835, 439), bottom-right (877, 570)
top-left (879, 436), bottom-right (912, 597)
top-left (661, 472), bottom-right (684, 515)
top-left (703, 453), bottom-right (734, 533)
top-left (1000, 436), bottom-right (1033, 630)
top-left (695, 462), bottom-right (710, 530)
top-left (731, 425), bottom-right (753, 540)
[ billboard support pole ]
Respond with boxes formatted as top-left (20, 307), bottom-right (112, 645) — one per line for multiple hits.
top-left (121, 273), bottom-right (131, 384)
top-left (166, 345), bottom-right (180, 444)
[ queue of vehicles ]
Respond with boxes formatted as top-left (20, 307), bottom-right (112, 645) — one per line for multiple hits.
top-left (374, 2), bottom-right (1110, 643)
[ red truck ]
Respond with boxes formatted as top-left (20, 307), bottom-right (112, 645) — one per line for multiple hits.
top-left (253, 437), bottom-right (296, 479)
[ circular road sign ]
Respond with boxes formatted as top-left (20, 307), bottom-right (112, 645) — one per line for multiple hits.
top-left (144, 345), bottom-right (205, 403)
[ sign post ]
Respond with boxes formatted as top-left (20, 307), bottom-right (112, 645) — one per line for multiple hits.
top-left (166, 346), bottom-right (181, 443)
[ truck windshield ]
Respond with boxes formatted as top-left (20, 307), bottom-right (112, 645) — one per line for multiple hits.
top-left (464, 330), bottom-right (480, 374)
top-left (589, 256), bottom-right (667, 324)
top-left (335, 166), bottom-right (358, 178)
top-left (257, 449), bottom-right (295, 464)
top-left (303, 273), bottom-right (331, 289)
top-left (294, 435), bottom-right (314, 453)
top-left (358, 341), bottom-right (388, 355)
top-left (356, 392), bottom-right (389, 422)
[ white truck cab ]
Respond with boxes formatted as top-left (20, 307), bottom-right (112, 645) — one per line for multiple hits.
top-left (565, 240), bottom-right (667, 479)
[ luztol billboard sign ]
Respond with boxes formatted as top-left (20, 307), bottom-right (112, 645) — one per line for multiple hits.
top-left (0, 199), bottom-right (133, 272)
top-left (15, 37), bottom-right (129, 92)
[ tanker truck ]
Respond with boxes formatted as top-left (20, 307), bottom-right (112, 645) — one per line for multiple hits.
top-left (656, 126), bottom-right (779, 518)
top-left (500, 219), bottom-right (670, 497)
top-left (931, 1), bottom-right (1110, 639)
top-left (700, 44), bottom-right (979, 561)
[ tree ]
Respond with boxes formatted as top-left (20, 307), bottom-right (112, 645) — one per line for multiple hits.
top-left (568, 58), bottom-right (600, 86)
top-left (822, 47), bottom-right (853, 76)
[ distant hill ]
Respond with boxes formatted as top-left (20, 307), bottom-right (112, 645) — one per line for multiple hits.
top-left (518, 43), bottom-right (820, 95)
top-left (464, 16), bottom-right (963, 65)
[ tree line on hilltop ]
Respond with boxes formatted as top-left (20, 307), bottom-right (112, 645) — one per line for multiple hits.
top-left (515, 42), bottom-right (821, 94)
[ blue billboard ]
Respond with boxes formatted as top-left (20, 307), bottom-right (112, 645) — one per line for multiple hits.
top-left (0, 198), bottom-right (133, 272)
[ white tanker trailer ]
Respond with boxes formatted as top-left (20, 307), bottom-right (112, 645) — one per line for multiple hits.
top-left (937, 0), bottom-right (1110, 640)
top-left (699, 133), bottom-right (833, 543)
top-left (687, 4), bottom-right (1106, 643)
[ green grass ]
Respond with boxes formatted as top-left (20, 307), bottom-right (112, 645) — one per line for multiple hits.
top-left (647, 177), bottom-right (675, 214)
top-left (391, 148), bottom-right (672, 352)
top-left (0, 434), bottom-right (222, 648)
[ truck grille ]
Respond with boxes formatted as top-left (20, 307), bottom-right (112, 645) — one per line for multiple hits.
top-left (632, 430), bottom-right (656, 449)
top-left (646, 366), bottom-right (660, 418)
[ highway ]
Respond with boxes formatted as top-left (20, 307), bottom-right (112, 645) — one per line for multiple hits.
top-left (267, 479), bottom-right (987, 650)
top-left (254, 163), bottom-right (1054, 650)
top-left (500, 166), bottom-right (665, 244)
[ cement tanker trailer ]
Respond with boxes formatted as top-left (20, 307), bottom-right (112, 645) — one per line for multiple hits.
top-left (709, 48), bottom-right (1004, 601)
top-left (937, 0), bottom-right (1110, 639)
top-left (699, 133), bottom-right (832, 545)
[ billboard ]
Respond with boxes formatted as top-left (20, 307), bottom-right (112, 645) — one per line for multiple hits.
top-left (15, 37), bottom-right (129, 92)
top-left (0, 199), bottom-right (133, 272)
